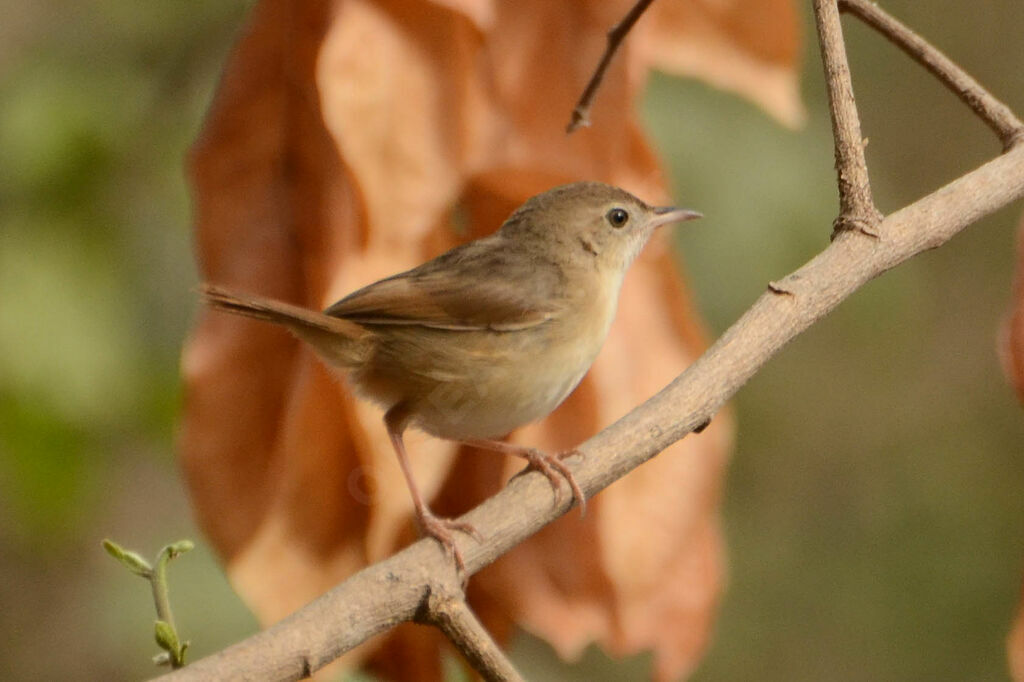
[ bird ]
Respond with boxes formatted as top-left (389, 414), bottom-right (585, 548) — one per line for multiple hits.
top-left (201, 181), bottom-right (701, 570)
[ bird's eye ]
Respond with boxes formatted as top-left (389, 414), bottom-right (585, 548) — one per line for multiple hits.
top-left (606, 207), bottom-right (629, 228)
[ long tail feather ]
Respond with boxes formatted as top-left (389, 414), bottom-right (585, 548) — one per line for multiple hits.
top-left (200, 284), bottom-right (369, 367)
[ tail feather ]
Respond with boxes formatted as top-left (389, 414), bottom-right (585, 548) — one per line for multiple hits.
top-left (200, 284), bottom-right (369, 367)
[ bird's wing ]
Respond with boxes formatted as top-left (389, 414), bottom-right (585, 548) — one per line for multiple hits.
top-left (324, 238), bottom-right (566, 331)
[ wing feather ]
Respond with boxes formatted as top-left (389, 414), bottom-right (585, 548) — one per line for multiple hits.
top-left (324, 236), bottom-right (565, 331)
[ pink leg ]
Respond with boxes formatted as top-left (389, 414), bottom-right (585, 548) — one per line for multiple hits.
top-left (462, 439), bottom-right (586, 517)
top-left (385, 406), bottom-right (479, 572)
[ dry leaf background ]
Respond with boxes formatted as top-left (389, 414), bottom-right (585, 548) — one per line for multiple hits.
top-left (2, 0), bottom-right (1024, 679)
top-left (181, 0), bottom-right (798, 678)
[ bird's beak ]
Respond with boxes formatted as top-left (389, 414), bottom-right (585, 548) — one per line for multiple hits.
top-left (650, 206), bottom-right (703, 228)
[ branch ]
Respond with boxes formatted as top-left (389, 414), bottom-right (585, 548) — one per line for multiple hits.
top-left (840, 0), bottom-right (1024, 150)
top-left (161, 140), bottom-right (1024, 682)
top-left (566, 0), bottom-right (657, 133)
top-left (813, 0), bottom-right (883, 238)
top-left (417, 582), bottom-right (524, 682)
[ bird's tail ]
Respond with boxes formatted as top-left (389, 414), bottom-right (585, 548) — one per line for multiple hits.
top-left (200, 284), bottom-right (370, 368)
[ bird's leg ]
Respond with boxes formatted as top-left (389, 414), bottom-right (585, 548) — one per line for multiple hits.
top-left (384, 406), bottom-right (479, 573)
top-left (461, 439), bottom-right (586, 517)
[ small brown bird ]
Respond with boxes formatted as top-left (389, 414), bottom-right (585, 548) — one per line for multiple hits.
top-left (201, 181), bottom-right (700, 569)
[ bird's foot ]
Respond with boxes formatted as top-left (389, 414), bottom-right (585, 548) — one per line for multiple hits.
top-left (521, 448), bottom-right (587, 517)
top-left (416, 511), bottom-right (481, 575)
top-left (461, 439), bottom-right (588, 516)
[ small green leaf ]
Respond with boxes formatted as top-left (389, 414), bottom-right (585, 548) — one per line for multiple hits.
top-left (101, 538), bottom-right (124, 560)
top-left (154, 619), bottom-right (179, 654)
top-left (163, 539), bottom-right (195, 560)
top-left (102, 538), bottom-right (151, 576)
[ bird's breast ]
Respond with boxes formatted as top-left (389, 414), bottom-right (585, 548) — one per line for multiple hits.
top-left (390, 272), bottom-right (621, 440)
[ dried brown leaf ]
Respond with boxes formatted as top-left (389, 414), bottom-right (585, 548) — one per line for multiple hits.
top-left (1003, 213), bottom-right (1024, 405)
top-left (639, 0), bottom-right (805, 126)
top-left (1006, 213), bottom-right (1024, 682)
top-left (182, 0), bottom-right (799, 678)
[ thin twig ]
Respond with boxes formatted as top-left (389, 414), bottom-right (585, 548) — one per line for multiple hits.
top-left (151, 549), bottom-right (178, 632)
top-left (103, 539), bottom-right (193, 669)
top-left (840, 0), bottom-right (1024, 150)
top-left (418, 583), bottom-right (524, 682)
top-left (566, 0), bottom-right (657, 133)
top-left (813, 0), bottom-right (884, 238)
top-left (159, 141), bottom-right (1024, 682)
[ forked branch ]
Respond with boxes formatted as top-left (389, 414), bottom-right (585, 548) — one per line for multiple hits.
top-left (418, 583), bottom-right (524, 682)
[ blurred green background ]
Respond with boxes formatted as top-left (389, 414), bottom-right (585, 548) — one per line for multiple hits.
top-left (1, 1), bottom-right (1022, 680)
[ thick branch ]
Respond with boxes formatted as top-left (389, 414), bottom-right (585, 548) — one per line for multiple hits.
top-left (813, 0), bottom-right (883, 237)
top-left (161, 139), bottom-right (1024, 682)
top-left (840, 0), bottom-right (1024, 150)
top-left (566, 0), bottom-right (657, 133)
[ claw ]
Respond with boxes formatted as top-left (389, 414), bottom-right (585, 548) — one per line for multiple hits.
top-left (522, 448), bottom-right (587, 517)
top-left (461, 439), bottom-right (588, 517)
top-left (417, 512), bottom-right (480, 575)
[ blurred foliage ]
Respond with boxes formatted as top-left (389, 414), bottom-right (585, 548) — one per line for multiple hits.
top-left (0, 0), bottom-right (1022, 680)
top-left (0, 2), bottom-right (258, 679)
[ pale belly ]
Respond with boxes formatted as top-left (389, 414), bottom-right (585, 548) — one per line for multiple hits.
top-left (409, 342), bottom-right (595, 439)
top-left (353, 292), bottom-right (617, 440)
